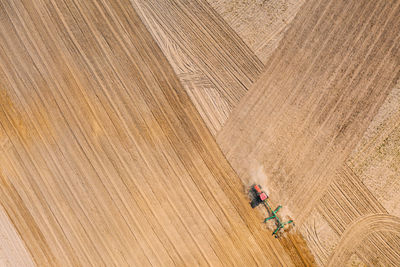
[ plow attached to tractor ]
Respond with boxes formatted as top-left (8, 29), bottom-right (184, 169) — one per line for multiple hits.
top-left (249, 184), bottom-right (294, 238)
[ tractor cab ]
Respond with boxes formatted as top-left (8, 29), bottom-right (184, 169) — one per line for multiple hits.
top-left (249, 184), bottom-right (268, 208)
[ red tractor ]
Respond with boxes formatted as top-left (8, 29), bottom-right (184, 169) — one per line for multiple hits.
top-left (249, 184), bottom-right (268, 208)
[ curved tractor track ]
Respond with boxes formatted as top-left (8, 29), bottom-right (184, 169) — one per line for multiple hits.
top-left (327, 214), bottom-right (400, 266)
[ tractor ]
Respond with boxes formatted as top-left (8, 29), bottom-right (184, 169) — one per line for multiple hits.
top-left (249, 184), bottom-right (294, 238)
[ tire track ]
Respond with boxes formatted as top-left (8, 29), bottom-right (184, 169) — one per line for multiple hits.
top-left (130, 0), bottom-right (264, 135)
top-left (318, 164), bottom-right (386, 235)
top-left (206, 0), bottom-right (306, 63)
top-left (327, 214), bottom-right (400, 266)
top-left (355, 231), bottom-right (400, 266)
